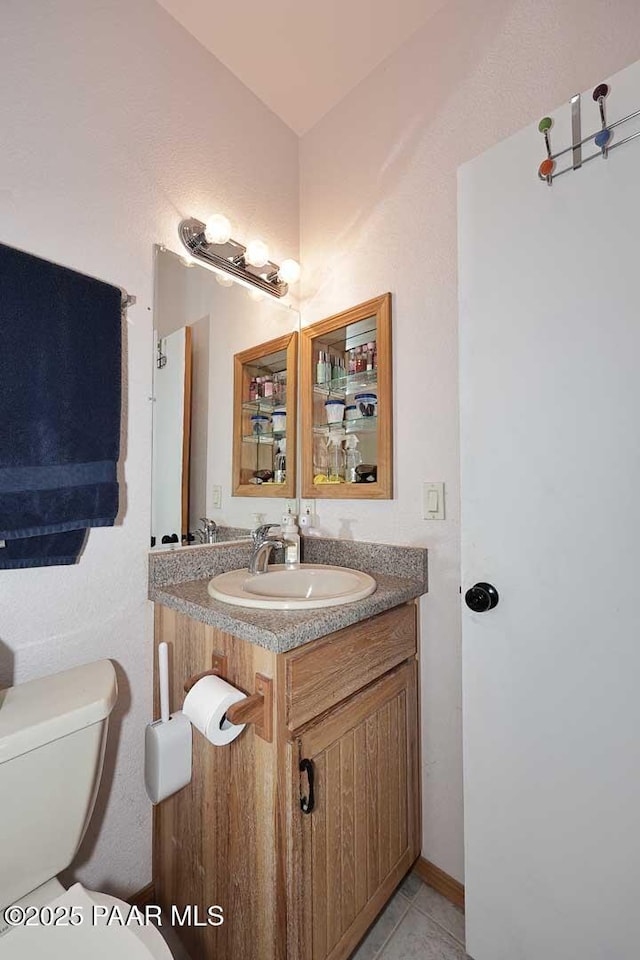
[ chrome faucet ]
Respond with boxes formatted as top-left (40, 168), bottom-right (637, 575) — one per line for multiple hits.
top-left (249, 523), bottom-right (291, 574)
top-left (196, 517), bottom-right (218, 544)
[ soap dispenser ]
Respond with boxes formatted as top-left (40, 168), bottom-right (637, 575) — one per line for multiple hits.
top-left (282, 511), bottom-right (300, 566)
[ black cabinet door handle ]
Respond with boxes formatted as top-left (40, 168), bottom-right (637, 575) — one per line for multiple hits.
top-left (300, 758), bottom-right (315, 814)
top-left (465, 582), bottom-right (499, 613)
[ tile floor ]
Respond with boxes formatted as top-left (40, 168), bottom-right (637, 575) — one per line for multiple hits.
top-left (158, 868), bottom-right (468, 960)
top-left (350, 869), bottom-right (468, 960)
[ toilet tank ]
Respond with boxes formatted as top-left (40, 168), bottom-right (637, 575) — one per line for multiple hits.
top-left (0, 660), bottom-right (117, 908)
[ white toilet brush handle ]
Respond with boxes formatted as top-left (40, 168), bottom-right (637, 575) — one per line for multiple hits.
top-left (158, 642), bottom-right (170, 724)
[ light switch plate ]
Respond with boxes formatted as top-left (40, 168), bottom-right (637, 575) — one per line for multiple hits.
top-left (423, 482), bottom-right (445, 520)
top-left (211, 485), bottom-right (222, 509)
top-left (300, 500), bottom-right (316, 529)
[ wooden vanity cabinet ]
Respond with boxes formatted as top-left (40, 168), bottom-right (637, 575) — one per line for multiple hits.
top-left (153, 602), bottom-right (420, 960)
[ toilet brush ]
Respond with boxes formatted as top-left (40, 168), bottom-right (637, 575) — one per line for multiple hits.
top-left (144, 642), bottom-right (192, 804)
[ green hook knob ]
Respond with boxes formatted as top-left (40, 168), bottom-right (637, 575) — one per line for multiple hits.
top-left (538, 117), bottom-right (553, 133)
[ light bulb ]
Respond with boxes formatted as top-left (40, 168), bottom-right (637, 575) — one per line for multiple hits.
top-left (248, 288), bottom-right (265, 302)
top-left (278, 258), bottom-right (301, 284)
top-left (215, 272), bottom-right (234, 287)
top-left (245, 239), bottom-right (270, 268)
top-left (204, 214), bottom-right (232, 245)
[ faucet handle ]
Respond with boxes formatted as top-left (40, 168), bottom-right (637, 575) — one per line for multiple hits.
top-left (252, 522), bottom-right (279, 543)
top-left (197, 517), bottom-right (218, 544)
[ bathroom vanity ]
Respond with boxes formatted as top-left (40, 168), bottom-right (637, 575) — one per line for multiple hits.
top-left (149, 538), bottom-right (426, 960)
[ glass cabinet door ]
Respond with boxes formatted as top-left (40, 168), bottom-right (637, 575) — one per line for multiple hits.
top-left (301, 294), bottom-right (392, 499)
top-left (233, 332), bottom-right (298, 498)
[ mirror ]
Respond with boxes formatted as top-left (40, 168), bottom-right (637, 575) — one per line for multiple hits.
top-left (300, 294), bottom-right (393, 499)
top-left (152, 247), bottom-right (300, 546)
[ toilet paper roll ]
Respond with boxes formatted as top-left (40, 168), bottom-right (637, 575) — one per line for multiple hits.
top-left (183, 674), bottom-right (247, 746)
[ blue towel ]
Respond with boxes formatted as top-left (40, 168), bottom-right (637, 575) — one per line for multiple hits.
top-left (0, 242), bottom-right (122, 568)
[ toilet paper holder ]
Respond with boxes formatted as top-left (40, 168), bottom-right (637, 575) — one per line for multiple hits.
top-left (184, 654), bottom-right (273, 743)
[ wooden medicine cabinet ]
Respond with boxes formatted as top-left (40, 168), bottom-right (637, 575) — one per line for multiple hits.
top-left (233, 331), bottom-right (298, 497)
top-left (301, 294), bottom-right (392, 499)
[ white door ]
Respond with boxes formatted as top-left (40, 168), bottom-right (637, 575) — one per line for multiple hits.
top-left (151, 326), bottom-right (191, 544)
top-left (459, 60), bottom-right (640, 960)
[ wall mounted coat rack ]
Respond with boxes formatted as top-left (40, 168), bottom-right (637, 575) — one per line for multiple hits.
top-left (537, 82), bottom-right (640, 185)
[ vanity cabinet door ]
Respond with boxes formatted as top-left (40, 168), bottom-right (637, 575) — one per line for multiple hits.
top-left (290, 660), bottom-right (420, 960)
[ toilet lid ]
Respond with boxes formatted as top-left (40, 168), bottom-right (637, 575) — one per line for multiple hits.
top-left (0, 883), bottom-right (173, 959)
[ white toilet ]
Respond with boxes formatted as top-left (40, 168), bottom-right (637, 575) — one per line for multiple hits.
top-left (0, 659), bottom-right (173, 958)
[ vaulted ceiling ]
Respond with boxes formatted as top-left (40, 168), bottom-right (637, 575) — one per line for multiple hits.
top-left (155, 0), bottom-right (445, 135)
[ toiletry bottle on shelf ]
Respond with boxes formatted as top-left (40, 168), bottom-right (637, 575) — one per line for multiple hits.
top-left (282, 512), bottom-right (300, 565)
top-left (264, 375), bottom-right (273, 398)
top-left (348, 348), bottom-right (356, 375)
top-left (249, 377), bottom-right (258, 401)
top-left (327, 433), bottom-right (345, 481)
top-left (316, 351), bottom-right (325, 384)
top-left (274, 441), bottom-right (286, 484)
top-left (345, 435), bottom-right (362, 483)
top-left (366, 342), bottom-right (375, 372)
top-left (355, 346), bottom-right (366, 373)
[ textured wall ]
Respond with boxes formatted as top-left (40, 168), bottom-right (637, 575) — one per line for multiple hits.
top-left (299, 0), bottom-right (640, 882)
top-left (0, 0), bottom-right (298, 896)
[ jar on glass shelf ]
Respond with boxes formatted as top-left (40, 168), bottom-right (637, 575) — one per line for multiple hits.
top-left (325, 398), bottom-right (345, 424)
top-left (250, 414), bottom-right (271, 436)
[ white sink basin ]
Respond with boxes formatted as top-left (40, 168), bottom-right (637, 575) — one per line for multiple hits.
top-left (208, 563), bottom-right (376, 610)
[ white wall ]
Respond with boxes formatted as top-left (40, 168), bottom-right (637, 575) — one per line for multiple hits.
top-left (0, 0), bottom-right (298, 897)
top-left (299, 0), bottom-right (640, 882)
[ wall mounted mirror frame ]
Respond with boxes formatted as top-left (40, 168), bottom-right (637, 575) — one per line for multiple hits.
top-left (301, 293), bottom-right (393, 499)
top-left (233, 331), bottom-right (298, 498)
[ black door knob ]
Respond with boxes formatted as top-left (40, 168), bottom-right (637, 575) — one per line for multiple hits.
top-left (465, 582), bottom-right (499, 613)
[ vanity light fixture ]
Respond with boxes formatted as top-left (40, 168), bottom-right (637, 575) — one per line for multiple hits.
top-left (245, 239), bottom-right (270, 268)
top-left (278, 258), bottom-right (301, 284)
top-left (204, 214), bottom-right (232, 245)
top-left (178, 216), bottom-right (300, 298)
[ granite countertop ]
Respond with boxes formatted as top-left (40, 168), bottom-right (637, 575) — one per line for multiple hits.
top-left (149, 536), bottom-right (428, 654)
top-left (151, 571), bottom-right (425, 654)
